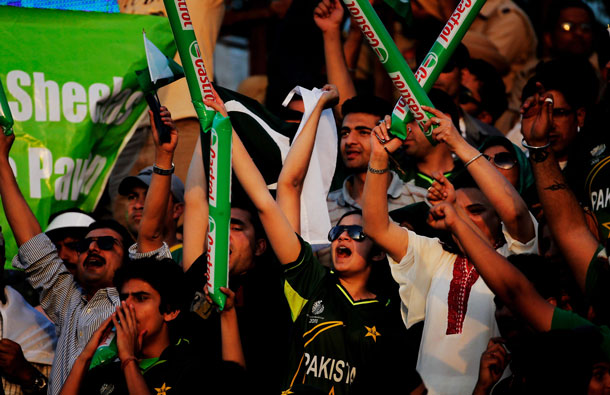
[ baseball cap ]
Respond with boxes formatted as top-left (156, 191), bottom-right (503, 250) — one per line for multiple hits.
top-left (118, 166), bottom-right (185, 203)
top-left (45, 210), bottom-right (96, 240)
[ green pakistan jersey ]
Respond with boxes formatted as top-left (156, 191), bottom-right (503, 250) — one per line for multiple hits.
top-left (281, 236), bottom-right (421, 395)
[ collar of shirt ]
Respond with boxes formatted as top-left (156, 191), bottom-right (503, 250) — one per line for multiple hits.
top-left (338, 172), bottom-right (403, 208)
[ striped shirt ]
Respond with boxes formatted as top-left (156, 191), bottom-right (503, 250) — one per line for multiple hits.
top-left (12, 233), bottom-right (170, 395)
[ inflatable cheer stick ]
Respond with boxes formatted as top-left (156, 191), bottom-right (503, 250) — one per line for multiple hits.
top-left (392, 0), bottom-right (487, 137)
top-left (0, 79), bottom-right (14, 136)
top-left (342, 0), bottom-right (437, 143)
top-left (164, 0), bottom-right (231, 310)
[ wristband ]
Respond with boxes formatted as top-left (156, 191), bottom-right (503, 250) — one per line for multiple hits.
top-left (121, 356), bottom-right (138, 370)
top-left (153, 163), bottom-right (175, 175)
top-left (521, 139), bottom-right (551, 150)
top-left (368, 164), bottom-right (389, 174)
top-left (464, 152), bottom-right (483, 168)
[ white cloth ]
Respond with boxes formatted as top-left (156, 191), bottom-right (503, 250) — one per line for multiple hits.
top-left (389, 215), bottom-right (538, 395)
top-left (282, 86), bottom-right (338, 246)
top-left (0, 286), bottom-right (56, 366)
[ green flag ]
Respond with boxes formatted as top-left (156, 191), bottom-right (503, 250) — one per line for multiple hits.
top-left (384, 0), bottom-right (412, 22)
top-left (0, 6), bottom-right (176, 266)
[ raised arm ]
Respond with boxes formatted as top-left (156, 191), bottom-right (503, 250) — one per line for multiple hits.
top-left (362, 116), bottom-right (410, 262)
top-left (0, 132), bottom-right (42, 245)
top-left (276, 85), bottom-right (339, 232)
top-left (314, 0), bottom-right (356, 113)
top-left (423, 105), bottom-right (535, 243)
top-left (182, 133), bottom-right (208, 272)
top-left (521, 84), bottom-right (599, 292)
top-left (428, 202), bottom-right (554, 332)
top-left (218, 287), bottom-right (246, 368)
top-left (137, 107), bottom-right (178, 253)
top-left (203, 91), bottom-right (301, 265)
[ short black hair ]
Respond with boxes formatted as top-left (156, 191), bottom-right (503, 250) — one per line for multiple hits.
top-left (522, 58), bottom-right (599, 110)
top-left (114, 258), bottom-right (189, 314)
top-left (341, 95), bottom-right (392, 120)
top-left (462, 58), bottom-right (508, 122)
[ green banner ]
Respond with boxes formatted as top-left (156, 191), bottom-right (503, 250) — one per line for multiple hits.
top-left (0, 6), bottom-right (176, 266)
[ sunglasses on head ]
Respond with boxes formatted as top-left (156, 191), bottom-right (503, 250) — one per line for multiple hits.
top-left (328, 225), bottom-right (366, 242)
top-left (482, 151), bottom-right (517, 170)
top-left (76, 236), bottom-right (121, 253)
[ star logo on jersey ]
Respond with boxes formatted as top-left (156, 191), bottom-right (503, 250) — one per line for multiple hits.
top-left (365, 326), bottom-right (381, 342)
top-left (155, 383), bottom-right (172, 394)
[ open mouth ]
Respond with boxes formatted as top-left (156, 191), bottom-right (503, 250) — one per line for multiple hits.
top-left (335, 245), bottom-right (352, 258)
top-left (84, 254), bottom-right (106, 268)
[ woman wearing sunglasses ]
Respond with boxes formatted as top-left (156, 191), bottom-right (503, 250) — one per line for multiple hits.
top-left (364, 108), bottom-right (538, 394)
top-left (203, 86), bottom-right (425, 395)
top-left (478, 136), bottom-right (536, 207)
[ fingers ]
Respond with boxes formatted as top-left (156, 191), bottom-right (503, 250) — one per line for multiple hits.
top-left (421, 105), bottom-right (447, 119)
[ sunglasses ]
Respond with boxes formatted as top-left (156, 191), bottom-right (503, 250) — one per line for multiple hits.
top-left (458, 87), bottom-right (481, 107)
top-left (559, 21), bottom-right (592, 34)
top-left (76, 236), bottom-right (121, 253)
top-left (328, 225), bottom-right (366, 242)
top-left (483, 151), bottom-right (517, 170)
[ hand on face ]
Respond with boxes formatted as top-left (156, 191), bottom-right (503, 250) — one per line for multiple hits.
top-left (476, 337), bottom-right (510, 390)
top-left (112, 301), bottom-right (146, 362)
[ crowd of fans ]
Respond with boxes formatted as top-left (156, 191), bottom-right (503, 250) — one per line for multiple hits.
top-left (1, 0), bottom-right (610, 393)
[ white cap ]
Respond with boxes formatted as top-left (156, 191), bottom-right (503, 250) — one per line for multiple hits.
top-left (45, 212), bottom-right (95, 233)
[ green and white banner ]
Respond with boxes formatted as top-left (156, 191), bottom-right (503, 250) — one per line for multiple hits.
top-left (0, 6), bottom-right (176, 266)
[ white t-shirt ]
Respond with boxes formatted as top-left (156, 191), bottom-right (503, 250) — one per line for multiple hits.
top-left (389, 215), bottom-right (538, 395)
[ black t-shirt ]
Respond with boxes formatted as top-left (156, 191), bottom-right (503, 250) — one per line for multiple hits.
top-left (281, 237), bottom-right (421, 395)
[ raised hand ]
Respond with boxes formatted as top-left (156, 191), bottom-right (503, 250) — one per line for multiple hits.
top-left (427, 201), bottom-right (459, 231)
top-left (150, 106), bottom-right (178, 156)
top-left (370, 115), bottom-right (403, 159)
top-left (421, 105), bottom-right (466, 153)
top-left (427, 172), bottom-right (456, 205)
top-left (0, 127), bottom-right (14, 162)
top-left (313, 0), bottom-right (344, 33)
top-left (203, 85), bottom-right (229, 118)
top-left (318, 84), bottom-right (340, 109)
top-left (521, 82), bottom-right (554, 147)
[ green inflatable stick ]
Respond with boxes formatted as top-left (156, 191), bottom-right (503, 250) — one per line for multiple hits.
top-left (164, 0), bottom-right (230, 310)
top-left (342, 0), bottom-right (437, 143)
top-left (0, 79), bottom-right (14, 136)
top-left (391, 0), bottom-right (487, 138)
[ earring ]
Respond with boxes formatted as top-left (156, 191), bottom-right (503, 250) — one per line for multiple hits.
top-left (577, 125), bottom-right (581, 133)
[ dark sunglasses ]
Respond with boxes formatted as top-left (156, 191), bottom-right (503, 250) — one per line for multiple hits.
top-left (328, 225), bottom-right (366, 242)
top-left (76, 236), bottom-right (121, 253)
top-left (458, 87), bottom-right (481, 107)
top-left (483, 151), bottom-right (517, 170)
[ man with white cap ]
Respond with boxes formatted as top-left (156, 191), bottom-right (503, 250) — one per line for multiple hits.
top-left (45, 209), bottom-right (95, 276)
top-left (118, 166), bottom-right (185, 265)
